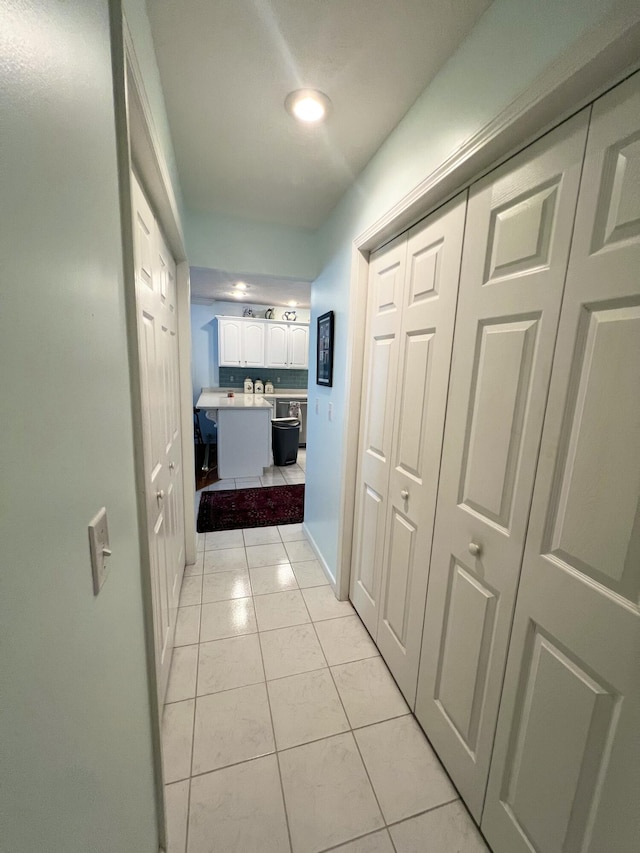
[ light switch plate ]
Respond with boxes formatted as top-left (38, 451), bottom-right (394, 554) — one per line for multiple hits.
top-left (315, 398), bottom-right (319, 415)
top-left (328, 402), bottom-right (334, 421)
top-left (88, 507), bottom-right (111, 595)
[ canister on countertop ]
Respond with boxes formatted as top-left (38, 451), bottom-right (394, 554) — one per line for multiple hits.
top-left (265, 380), bottom-right (274, 394)
top-left (254, 379), bottom-right (264, 394)
top-left (244, 377), bottom-right (254, 393)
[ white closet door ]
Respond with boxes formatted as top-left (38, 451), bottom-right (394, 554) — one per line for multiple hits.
top-left (157, 232), bottom-right (184, 620)
top-left (415, 110), bottom-right (590, 820)
top-left (350, 236), bottom-right (407, 636)
top-left (482, 70), bottom-right (640, 853)
top-left (132, 174), bottom-right (172, 702)
top-left (375, 194), bottom-right (467, 705)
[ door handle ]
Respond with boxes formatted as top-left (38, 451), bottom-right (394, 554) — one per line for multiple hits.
top-left (400, 489), bottom-right (409, 500)
top-left (156, 489), bottom-right (165, 501)
top-left (468, 542), bottom-right (482, 557)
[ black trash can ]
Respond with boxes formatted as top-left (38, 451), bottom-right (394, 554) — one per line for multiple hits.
top-left (272, 417), bottom-right (300, 466)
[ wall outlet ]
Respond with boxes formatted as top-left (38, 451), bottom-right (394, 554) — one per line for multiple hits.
top-left (88, 507), bottom-right (111, 595)
top-left (328, 402), bottom-right (334, 421)
top-left (229, 374), bottom-right (234, 381)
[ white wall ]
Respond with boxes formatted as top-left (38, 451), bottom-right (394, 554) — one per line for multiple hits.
top-left (186, 209), bottom-right (320, 281)
top-left (0, 2), bottom-right (158, 851)
top-left (304, 0), bottom-right (622, 579)
top-left (191, 300), bottom-right (311, 395)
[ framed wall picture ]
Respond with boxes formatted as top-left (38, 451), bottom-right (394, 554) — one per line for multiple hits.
top-left (316, 310), bottom-right (335, 387)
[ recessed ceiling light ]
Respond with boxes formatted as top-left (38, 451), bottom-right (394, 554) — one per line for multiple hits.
top-left (285, 89), bottom-right (331, 124)
top-left (231, 291), bottom-right (244, 299)
top-left (287, 300), bottom-right (298, 307)
top-left (235, 281), bottom-right (248, 290)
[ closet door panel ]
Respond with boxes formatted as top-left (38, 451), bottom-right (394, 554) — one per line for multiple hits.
top-left (376, 194), bottom-right (467, 704)
top-left (483, 70), bottom-right (640, 853)
top-left (350, 236), bottom-right (406, 636)
top-left (415, 110), bottom-right (590, 820)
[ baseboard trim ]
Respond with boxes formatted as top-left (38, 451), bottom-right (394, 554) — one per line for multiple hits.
top-left (302, 523), bottom-right (344, 598)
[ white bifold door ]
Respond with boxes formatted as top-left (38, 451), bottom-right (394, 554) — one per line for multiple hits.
top-left (414, 110), bottom-right (590, 819)
top-left (131, 173), bottom-right (185, 704)
top-left (350, 194), bottom-right (467, 705)
top-left (482, 71), bottom-right (640, 853)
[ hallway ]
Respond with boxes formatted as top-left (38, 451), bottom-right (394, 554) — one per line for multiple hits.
top-left (161, 523), bottom-right (489, 852)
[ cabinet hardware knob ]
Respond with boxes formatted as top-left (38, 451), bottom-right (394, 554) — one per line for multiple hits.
top-left (157, 490), bottom-right (165, 501)
top-left (169, 462), bottom-right (175, 470)
top-left (468, 542), bottom-right (481, 557)
top-left (102, 548), bottom-right (112, 558)
top-left (400, 489), bottom-right (409, 500)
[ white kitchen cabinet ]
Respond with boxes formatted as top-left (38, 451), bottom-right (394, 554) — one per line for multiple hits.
top-left (265, 323), bottom-right (289, 368)
top-left (288, 324), bottom-right (309, 368)
top-left (265, 321), bottom-right (309, 368)
top-left (217, 316), bottom-right (265, 367)
top-left (218, 316), bottom-right (309, 369)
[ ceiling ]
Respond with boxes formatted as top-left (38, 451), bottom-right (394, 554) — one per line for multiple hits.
top-left (147, 0), bottom-right (492, 230)
top-left (190, 267), bottom-right (312, 308)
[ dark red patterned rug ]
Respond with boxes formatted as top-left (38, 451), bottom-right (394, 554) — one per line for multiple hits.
top-left (197, 484), bottom-right (305, 532)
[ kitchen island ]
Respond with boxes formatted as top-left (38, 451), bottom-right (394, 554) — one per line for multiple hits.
top-left (196, 391), bottom-right (273, 479)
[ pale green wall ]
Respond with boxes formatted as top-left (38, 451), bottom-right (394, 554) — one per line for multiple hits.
top-left (0, 1), bottom-right (158, 850)
top-left (304, 0), bottom-right (622, 577)
top-left (123, 0), bottom-right (185, 222)
top-left (186, 209), bottom-right (320, 280)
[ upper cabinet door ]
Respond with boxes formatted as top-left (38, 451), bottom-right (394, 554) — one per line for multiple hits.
top-left (415, 109), bottom-right (590, 821)
top-left (265, 323), bottom-right (289, 368)
top-left (482, 70), bottom-right (640, 853)
top-left (242, 320), bottom-right (266, 368)
top-left (218, 318), bottom-right (243, 366)
top-left (375, 193), bottom-right (467, 707)
top-left (288, 324), bottom-right (309, 369)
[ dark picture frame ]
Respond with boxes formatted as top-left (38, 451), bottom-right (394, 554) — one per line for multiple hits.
top-left (316, 310), bottom-right (335, 387)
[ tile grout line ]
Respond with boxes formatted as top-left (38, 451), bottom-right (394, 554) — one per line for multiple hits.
top-left (298, 587), bottom-right (391, 846)
top-left (254, 576), bottom-right (295, 853)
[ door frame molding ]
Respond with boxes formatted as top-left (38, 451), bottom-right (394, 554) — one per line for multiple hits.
top-left (335, 3), bottom-right (640, 601)
top-left (110, 5), bottom-right (197, 849)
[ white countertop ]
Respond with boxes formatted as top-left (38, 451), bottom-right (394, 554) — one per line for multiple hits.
top-left (201, 388), bottom-right (308, 400)
top-left (196, 392), bottom-right (274, 410)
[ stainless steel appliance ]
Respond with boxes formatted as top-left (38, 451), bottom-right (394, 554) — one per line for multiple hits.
top-left (276, 399), bottom-right (307, 445)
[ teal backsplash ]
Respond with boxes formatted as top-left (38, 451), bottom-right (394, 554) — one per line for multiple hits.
top-left (219, 367), bottom-right (309, 390)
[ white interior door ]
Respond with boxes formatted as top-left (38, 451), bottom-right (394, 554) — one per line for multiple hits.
top-left (415, 110), bottom-right (590, 820)
top-left (375, 194), bottom-right (467, 706)
top-left (350, 235), bottom-right (406, 636)
top-left (157, 232), bottom-right (184, 622)
top-left (132, 173), bottom-right (185, 704)
top-left (482, 70), bottom-right (640, 853)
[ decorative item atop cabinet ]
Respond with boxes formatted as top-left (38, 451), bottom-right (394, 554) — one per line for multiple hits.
top-left (265, 308), bottom-right (275, 319)
top-left (242, 306), bottom-right (255, 317)
top-left (283, 310), bottom-right (297, 321)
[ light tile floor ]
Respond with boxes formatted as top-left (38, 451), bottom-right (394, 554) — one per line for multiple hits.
top-left (204, 448), bottom-right (306, 491)
top-left (165, 508), bottom-right (490, 852)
